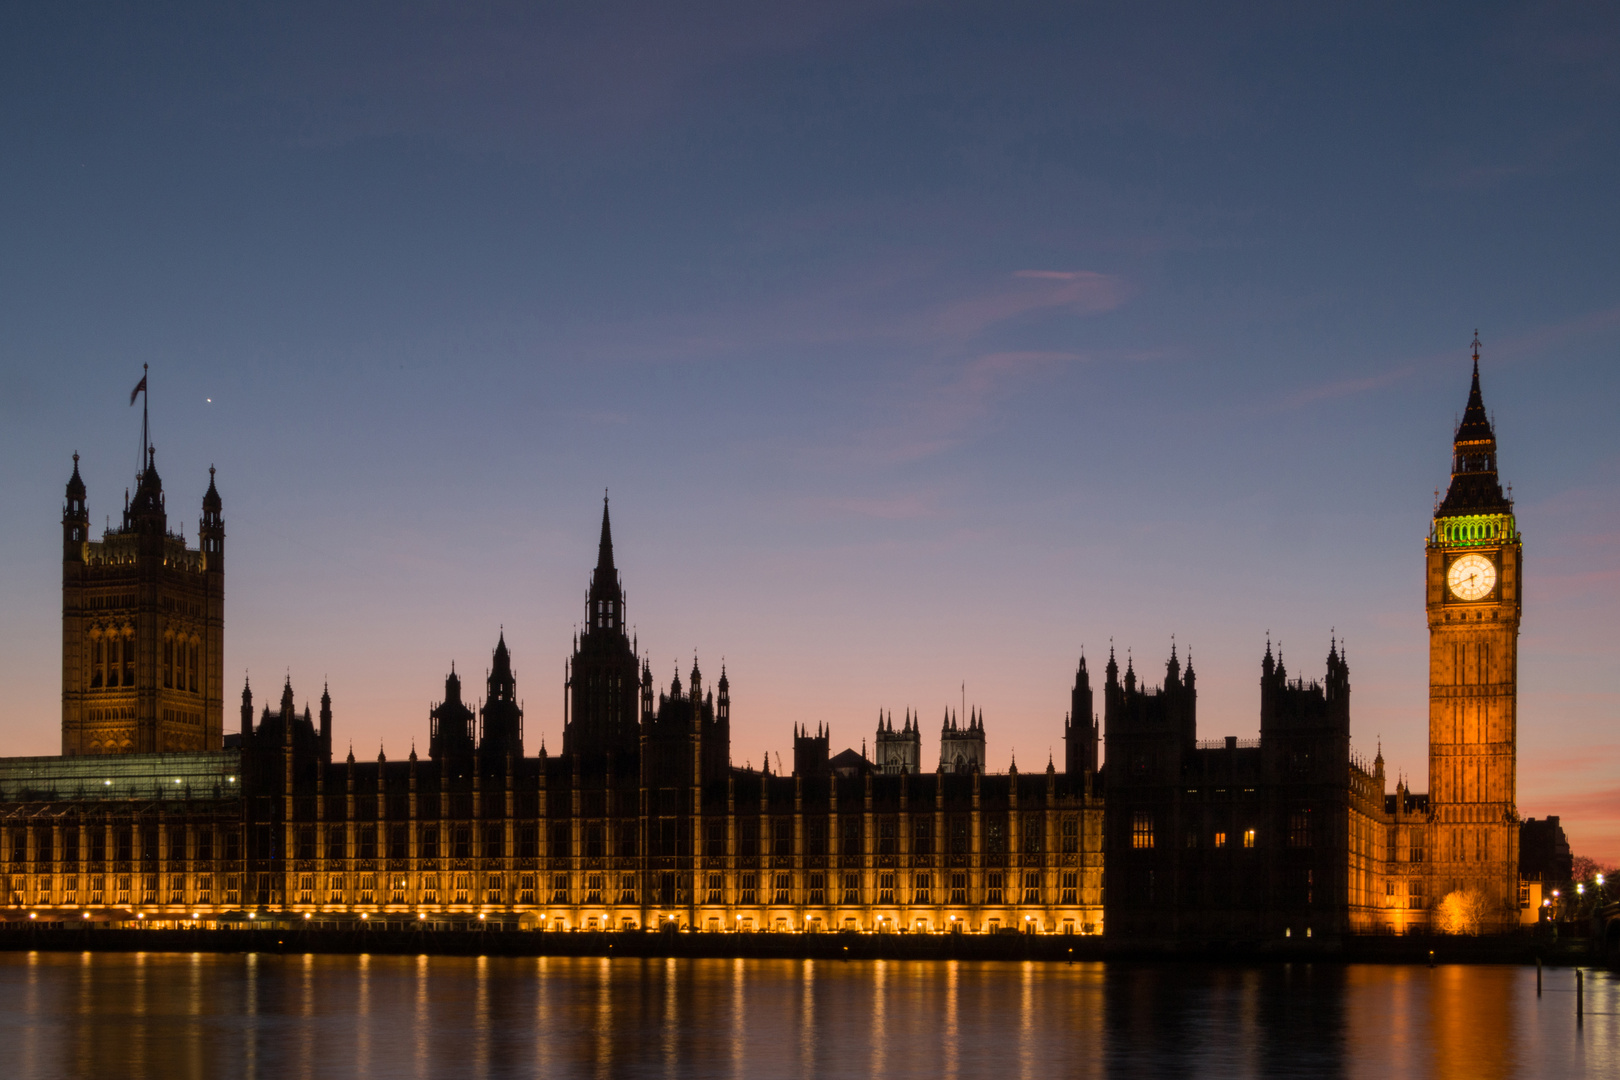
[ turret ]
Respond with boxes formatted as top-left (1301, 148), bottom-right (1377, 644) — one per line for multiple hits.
top-left (1065, 653), bottom-right (1098, 774)
top-left (200, 465), bottom-right (224, 569)
top-left (479, 633), bottom-right (523, 759)
top-left (240, 676), bottom-right (253, 742)
top-left (319, 682), bottom-right (333, 762)
top-left (429, 662), bottom-right (475, 760)
top-left (63, 453), bottom-right (88, 558)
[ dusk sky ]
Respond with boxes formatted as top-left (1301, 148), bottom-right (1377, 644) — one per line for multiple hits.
top-left (2, 3), bottom-right (1616, 859)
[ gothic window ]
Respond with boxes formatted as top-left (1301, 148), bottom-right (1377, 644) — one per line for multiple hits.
top-left (359, 826), bottom-right (376, 860)
top-left (739, 872), bottom-right (757, 905)
top-left (518, 825), bottom-right (537, 858)
top-left (122, 635), bottom-right (134, 687)
top-left (986, 872), bottom-right (1004, 904)
top-left (616, 821), bottom-right (636, 858)
top-left (807, 819), bottom-right (827, 857)
top-left (878, 818), bottom-right (896, 856)
top-left (484, 825), bottom-right (503, 860)
top-left (1060, 871), bottom-right (1078, 905)
top-left (949, 872), bottom-right (967, 904)
top-left (738, 819), bottom-right (758, 858)
top-left (841, 873), bottom-right (860, 904)
top-left (1214, 831), bottom-right (1227, 849)
top-left (949, 817), bottom-right (969, 855)
top-left (914, 818), bottom-right (934, 856)
top-left (1132, 811), bottom-right (1154, 850)
top-left (390, 825), bottom-right (409, 861)
top-left (618, 874), bottom-right (637, 904)
top-left (706, 873), bottom-right (723, 905)
top-left (1022, 815), bottom-right (1042, 855)
top-left (912, 872), bottom-right (931, 904)
top-left (1288, 811), bottom-right (1312, 849)
top-left (773, 818), bottom-right (793, 856)
top-left (91, 638), bottom-right (103, 688)
top-left (1022, 871), bottom-right (1041, 905)
top-left (878, 872), bottom-right (895, 904)
top-left (189, 643), bottom-right (199, 693)
top-left (588, 874), bottom-right (606, 904)
top-left (807, 872), bottom-right (826, 905)
top-left (773, 872), bottom-right (791, 904)
top-left (986, 818), bottom-right (1006, 855)
top-left (1061, 817), bottom-right (1078, 854)
top-left (705, 821), bottom-right (724, 858)
top-left (297, 828), bottom-right (315, 861)
top-left (195, 830), bottom-right (211, 862)
top-left (1243, 828), bottom-right (1256, 848)
top-left (840, 816), bottom-right (861, 856)
top-left (518, 874), bottom-right (535, 905)
top-left (163, 638), bottom-right (174, 688)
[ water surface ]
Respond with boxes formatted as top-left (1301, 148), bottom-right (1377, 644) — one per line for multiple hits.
top-left (0, 951), bottom-right (1614, 1078)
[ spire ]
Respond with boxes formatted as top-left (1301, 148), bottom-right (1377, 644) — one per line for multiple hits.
top-left (1439, 333), bottom-right (1511, 515)
top-left (597, 493), bottom-right (615, 574)
top-left (203, 465), bottom-right (221, 512)
top-left (66, 453), bottom-right (86, 501)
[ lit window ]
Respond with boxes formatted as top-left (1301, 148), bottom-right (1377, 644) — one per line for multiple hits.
top-left (1132, 811), bottom-right (1154, 850)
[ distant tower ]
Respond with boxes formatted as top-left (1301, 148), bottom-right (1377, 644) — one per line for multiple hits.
top-left (1064, 654), bottom-right (1099, 774)
top-left (429, 663), bottom-right (476, 760)
top-left (564, 498), bottom-right (641, 767)
top-left (479, 632), bottom-right (524, 759)
top-left (60, 389), bottom-right (225, 755)
top-left (1426, 338), bottom-right (1522, 926)
top-left (874, 709), bottom-right (921, 774)
top-left (793, 722), bottom-right (830, 776)
top-left (938, 708), bottom-right (985, 773)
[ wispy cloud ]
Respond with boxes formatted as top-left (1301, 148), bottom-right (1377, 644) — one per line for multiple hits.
top-left (914, 271), bottom-right (1130, 340)
top-left (1270, 302), bottom-right (1620, 413)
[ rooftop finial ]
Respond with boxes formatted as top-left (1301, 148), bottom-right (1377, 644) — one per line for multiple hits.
top-left (1471, 328), bottom-right (1481, 366)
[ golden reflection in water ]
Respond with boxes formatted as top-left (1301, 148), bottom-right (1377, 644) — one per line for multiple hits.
top-left (731, 957), bottom-right (746, 1080)
top-left (872, 959), bottom-right (888, 1078)
top-left (595, 956), bottom-right (614, 1080)
top-left (355, 952), bottom-right (370, 1078)
top-left (3, 954), bottom-right (1617, 1078)
top-left (664, 956), bottom-right (680, 1079)
top-left (534, 956), bottom-right (550, 1075)
top-left (1431, 965), bottom-right (1516, 1080)
top-left (1018, 961), bottom-right (1034, 1080)
top-left (799, 958), bottom-right (816, 1080)
top-left (414, 954), bottom-right (431, 1080)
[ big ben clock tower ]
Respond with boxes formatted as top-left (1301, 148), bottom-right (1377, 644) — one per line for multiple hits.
top-left (1426, 335), bottom-right (1521, 927)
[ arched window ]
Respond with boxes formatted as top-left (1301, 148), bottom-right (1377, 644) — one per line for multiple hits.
top-left (91, 637), bottom-right (103, 688)
top-left (189, 642), bottom-right (199, 692)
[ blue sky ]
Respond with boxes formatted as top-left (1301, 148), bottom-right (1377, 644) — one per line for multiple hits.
top-left (2, 2), bottom-right (1617, 857)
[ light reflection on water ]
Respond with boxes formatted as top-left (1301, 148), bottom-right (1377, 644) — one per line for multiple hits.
top-left (0, 950), bottom-right (1615, 1079)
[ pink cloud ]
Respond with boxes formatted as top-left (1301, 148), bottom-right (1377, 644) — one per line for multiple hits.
top-left (921, 271), bottom-right (1130, 339)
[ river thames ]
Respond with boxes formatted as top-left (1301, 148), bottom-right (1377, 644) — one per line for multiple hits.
top-left (0, 952), bottom-right (1614, 1078)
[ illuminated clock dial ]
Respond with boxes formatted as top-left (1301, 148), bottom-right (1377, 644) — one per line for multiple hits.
top-left (1447, 553), bottom-right (1497, 601)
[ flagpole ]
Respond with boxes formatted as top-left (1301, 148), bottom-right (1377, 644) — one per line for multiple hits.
top-left (140, 363), bottom-right (149, 474)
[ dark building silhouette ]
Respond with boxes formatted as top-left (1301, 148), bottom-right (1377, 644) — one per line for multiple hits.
top-left (0, 350), bottom-right (1538, 938)
top-left (1519, 817), bottom-right (1573, 890)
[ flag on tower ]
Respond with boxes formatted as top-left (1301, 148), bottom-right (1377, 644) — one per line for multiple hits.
top-left (129, 374), bottom-right (147, 405)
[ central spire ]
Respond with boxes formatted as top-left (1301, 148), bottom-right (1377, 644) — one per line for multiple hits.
top-left (1439, 333), bottom-right (1511, 516)
top-left (597, 493), bottom-right (615, 574)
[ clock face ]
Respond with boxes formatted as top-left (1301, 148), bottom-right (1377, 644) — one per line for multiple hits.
top-left (1447, 553), bottom-right (1497, 601)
